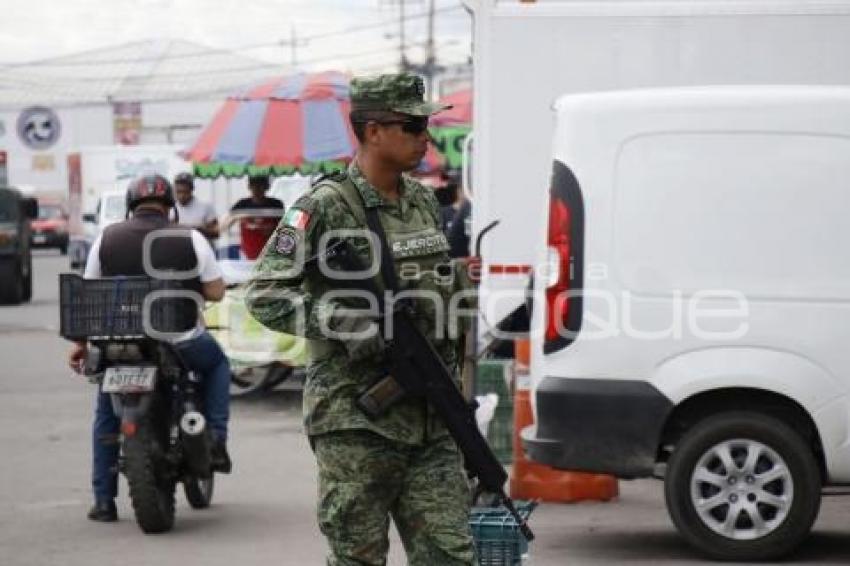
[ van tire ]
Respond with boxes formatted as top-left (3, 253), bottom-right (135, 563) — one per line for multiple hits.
top-left (664, 411), bottom-right (821, 561)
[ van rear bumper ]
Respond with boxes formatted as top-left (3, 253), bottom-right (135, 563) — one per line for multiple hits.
top-left (521, 377), bottom-right (673, 478)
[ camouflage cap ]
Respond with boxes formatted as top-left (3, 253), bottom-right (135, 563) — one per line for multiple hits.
top-left (350, 73), bottom-right (451, 117)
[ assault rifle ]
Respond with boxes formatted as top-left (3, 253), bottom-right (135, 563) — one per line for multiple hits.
top-left (324, 237), bottom-right (534, 542)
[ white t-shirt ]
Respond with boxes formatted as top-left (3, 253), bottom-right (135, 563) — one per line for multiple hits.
top-left (84, 229), bottom-right (222, 341)
top-left (174, 197), bottom-right (216, 229)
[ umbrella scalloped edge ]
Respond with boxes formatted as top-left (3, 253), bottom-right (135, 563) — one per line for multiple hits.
top-left (193, 160), bottom-right (350, 179)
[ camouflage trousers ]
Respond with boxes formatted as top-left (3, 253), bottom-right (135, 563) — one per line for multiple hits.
top-left (313, 429), bottom-right (476, 566)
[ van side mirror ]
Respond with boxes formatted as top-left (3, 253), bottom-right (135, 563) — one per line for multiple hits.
top-left (23, 198), bottom-right (38, 220)
top-left (82, 213), bottom-right (97, 223)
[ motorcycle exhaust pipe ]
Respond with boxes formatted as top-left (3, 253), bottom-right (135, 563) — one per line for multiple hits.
top-left (180, 411), bottom-right (212, 477)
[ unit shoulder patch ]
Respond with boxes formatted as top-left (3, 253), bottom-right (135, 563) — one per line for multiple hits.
top-left (275, 226), bottom-right (299, 256)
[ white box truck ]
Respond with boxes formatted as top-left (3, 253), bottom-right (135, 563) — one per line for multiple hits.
top-left (469, 0), bottom-right (850, 330)
top-left (74, 144), bottom-right (189, 217)
top-left (67, 145), bottom-right (190, 270)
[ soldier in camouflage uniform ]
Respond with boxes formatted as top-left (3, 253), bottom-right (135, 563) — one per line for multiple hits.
top-left (245, 73), bottom-right (477, 565)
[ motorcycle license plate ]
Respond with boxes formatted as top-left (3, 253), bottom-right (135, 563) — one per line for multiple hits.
top-left (102, 366), bottom-right (157, 393)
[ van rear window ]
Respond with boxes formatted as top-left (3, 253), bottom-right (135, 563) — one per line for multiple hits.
top-left (613, 132), bottom-right (850, 301)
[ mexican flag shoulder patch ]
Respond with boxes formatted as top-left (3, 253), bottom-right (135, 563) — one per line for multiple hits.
top-left (284, 208), bottom-right (311, 230)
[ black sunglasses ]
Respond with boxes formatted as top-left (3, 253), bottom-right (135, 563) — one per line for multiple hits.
top-left (374, 117), bottom-right (430, 135)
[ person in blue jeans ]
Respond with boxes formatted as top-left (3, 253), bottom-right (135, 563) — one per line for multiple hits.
top-left (68, 174), bottom-right (232, 522)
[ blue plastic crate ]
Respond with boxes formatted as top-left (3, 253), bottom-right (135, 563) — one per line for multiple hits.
top-left (470, 501), bottom-right (537, 565)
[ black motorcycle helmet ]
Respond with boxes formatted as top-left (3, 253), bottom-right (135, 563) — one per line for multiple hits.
top-left (126, 173), bottom-right (176, 212)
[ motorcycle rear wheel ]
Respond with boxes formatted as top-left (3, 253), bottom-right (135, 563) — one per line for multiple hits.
top-left (124, 422), bottom-right (176, 534)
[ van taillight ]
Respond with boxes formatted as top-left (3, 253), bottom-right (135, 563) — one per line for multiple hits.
top-left (545, 196), bottom-right (571, 342)
top-left (544, 161), bottom-right (584, 354)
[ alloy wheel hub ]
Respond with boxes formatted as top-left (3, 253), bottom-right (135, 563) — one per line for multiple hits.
top-left (690, 439), bottom-right (793, 541)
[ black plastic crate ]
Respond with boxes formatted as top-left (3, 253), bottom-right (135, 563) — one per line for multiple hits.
top-left (470, 501), bottom-right (537, 565)
top-left (59, 274), bottom-right (194, 340)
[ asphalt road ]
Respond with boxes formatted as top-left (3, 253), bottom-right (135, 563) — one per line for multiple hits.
top-left (2, 253), bottom-right (850, 565)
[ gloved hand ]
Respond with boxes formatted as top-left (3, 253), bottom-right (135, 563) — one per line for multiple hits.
top-left (329, 307), bottom-right (385, 362)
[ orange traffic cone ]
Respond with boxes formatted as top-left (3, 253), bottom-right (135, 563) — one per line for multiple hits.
top-left (509, 338), bottom-right (619, 502)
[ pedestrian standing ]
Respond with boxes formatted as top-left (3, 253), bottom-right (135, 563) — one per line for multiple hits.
top-left (437, 171), bottom-right (472, 258)
top-left (228, 174), bottom-right (283, 259)
top-left (173, 172), bottom-right (219, 241)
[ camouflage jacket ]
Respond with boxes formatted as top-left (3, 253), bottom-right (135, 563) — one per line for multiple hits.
top-left (245, 163), bottom-right (474, 445)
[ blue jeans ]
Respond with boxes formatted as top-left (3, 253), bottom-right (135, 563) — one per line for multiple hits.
top-left (92, 331), bottom-right (231, 502)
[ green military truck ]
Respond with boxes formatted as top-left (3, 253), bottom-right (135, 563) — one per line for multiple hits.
top-left (0, 187), bottom-right (37, 304)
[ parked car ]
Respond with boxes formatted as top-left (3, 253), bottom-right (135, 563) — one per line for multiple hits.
top-left (0, 187), bottom-right (37, 304)
top-left (30, 199), bottom-right (69, 254)
top-left (524, 86), bottom-right (850, 561)
top-left (90, 189), bottom-right (128, 230)
top-left (70, 189), bottom-right (127, 271)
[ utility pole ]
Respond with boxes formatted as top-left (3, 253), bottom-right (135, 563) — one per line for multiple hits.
top-left (401, 0), bottom-right (441, 100)
top-left (399, 0), bottom-right (409, 71)
top-left (280, 24), bottom-right (308, 69)
top-left (424, 0), bottom-right (436, 100)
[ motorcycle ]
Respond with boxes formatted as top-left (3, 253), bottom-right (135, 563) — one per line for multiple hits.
top-left (60, 273), bottom-right (219, 534)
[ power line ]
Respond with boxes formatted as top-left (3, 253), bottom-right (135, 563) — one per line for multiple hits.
top-left (0, 39), bottom-right (450, 86)
top-left (0, 4), bottom-right (464, 69)
top-left (0, 53), bottom-right (473, 110)
top-left (293, 3), bottom-right (462, 42)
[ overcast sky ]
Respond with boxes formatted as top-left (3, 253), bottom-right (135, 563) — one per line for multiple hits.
top-left (0, 0), bottom-right (472, 73)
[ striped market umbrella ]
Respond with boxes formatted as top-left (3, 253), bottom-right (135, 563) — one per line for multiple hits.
top-left (185, 70), bottom-right (357, 178)
top-left (423, 89), bottom-right (472, 172)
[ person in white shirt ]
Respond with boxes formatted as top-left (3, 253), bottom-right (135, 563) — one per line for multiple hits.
top-left (173, 172), bottom-right (219, 240)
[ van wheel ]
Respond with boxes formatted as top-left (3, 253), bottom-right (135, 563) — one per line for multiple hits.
top-left (665, 412), bottom-right (821, 561)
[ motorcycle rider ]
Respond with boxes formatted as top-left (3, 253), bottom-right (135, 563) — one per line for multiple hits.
top-left (67, 174), bottom-right (232, 522)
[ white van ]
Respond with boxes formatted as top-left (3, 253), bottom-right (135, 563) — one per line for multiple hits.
top-left (523, 86), bottom-right (850, 561)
